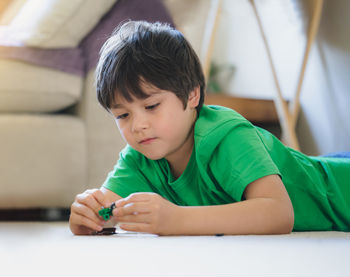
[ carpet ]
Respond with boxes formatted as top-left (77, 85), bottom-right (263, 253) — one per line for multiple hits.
top-left (1, 222), bottom-right (350, 277)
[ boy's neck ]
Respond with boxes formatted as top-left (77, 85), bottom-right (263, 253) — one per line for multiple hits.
top-left (166, 129), bottom-right (194, 180)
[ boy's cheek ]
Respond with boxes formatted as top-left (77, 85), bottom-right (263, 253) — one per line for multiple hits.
top-left (158, 121), bottom-right (175, 136)
top-left (119, 130), bottom-right (133, 144)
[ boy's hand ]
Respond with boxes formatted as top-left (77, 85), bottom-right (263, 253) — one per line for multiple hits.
top-left (113, 192), bottom-right (181, 235)
top-left (69, 189), bottom-right (110, 235)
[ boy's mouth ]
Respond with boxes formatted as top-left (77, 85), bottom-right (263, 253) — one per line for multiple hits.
top-left (139, 137), bottom-right (157, 144)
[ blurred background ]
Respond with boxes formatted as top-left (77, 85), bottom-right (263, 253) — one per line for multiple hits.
top-left (0, 0), bottom-right (349, 219)
top-left (211, 0), bottom-right (350, 155)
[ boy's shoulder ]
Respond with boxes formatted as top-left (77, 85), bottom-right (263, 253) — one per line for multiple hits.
top-left (194, 105), bottom-right (261, 164)
top-left (195, 105), bottom-right (251, 139)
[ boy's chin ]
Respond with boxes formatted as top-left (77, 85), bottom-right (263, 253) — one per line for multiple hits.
top-left (142, 153), bottom-right (165, 161)
top-left (135, 149), bottom-right (165, 160)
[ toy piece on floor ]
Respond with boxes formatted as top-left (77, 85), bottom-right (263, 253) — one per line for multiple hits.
top-left (95, 227), bottom-right (116, 235)
top-left (99, 202), bottom-right (116, 221)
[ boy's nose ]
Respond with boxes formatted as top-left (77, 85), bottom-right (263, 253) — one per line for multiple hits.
top-left (131, 113), bottom-right (149, 133)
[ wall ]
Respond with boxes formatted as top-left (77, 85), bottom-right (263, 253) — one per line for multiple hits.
top-left (212, 0), bottom-right (350, 155)
top-left (297, 0), bottom-right (350, 155)
top-left (212, 0), bottom-right (275, 99)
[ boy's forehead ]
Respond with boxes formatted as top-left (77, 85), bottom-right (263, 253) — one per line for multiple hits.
top-left (111, 89), bottom-right (163, 109)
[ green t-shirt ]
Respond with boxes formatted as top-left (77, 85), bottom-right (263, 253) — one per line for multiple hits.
top-left (103, 105), bottom-right (350, 231)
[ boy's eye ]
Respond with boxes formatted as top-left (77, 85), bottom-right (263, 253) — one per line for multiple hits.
top-left (116, 113), bottom-right (128, 120)
top-left (145, 103), bottom-right (160, 110)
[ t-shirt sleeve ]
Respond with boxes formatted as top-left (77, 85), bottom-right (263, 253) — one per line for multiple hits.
top-left (102, 147), bottom-right (154, 198)
top-left (209, 122), bottom-right (281, 202)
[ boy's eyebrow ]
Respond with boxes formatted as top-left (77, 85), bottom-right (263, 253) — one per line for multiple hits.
top-left (110, 91), bottom-right (163, 109)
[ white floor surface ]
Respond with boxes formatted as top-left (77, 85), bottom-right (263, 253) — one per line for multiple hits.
top-left (1, 222), bottom-right (350, 277)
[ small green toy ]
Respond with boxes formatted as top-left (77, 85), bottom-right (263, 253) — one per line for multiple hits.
top-left (99, 203), bottom-right (116, 221)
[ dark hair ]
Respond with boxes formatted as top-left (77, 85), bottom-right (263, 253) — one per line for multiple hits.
top-left (95, 20), bottom-right (205, 112)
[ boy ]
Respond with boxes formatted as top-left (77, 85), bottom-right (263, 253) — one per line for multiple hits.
top-left (69, 21), bottom-right (350, 236)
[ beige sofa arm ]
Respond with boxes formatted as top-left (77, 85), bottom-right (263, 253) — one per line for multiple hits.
top-left (76, 69), bottom-right (126, 189)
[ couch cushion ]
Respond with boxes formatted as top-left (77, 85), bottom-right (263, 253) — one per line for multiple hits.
top-left (163, 0), bottom-right (212, 62)
top-left (0, 0), bottom-right (174, 76)
top-left (0, 0), bottom-right (118, 48)
top-left (78, 69), bottom-right (126, 189)
top-left (0, 114), bottom-right (86, 208)
top-left (0, 59), bottom-right (82, 112)
top-left (0, 0), bottom-right (25, 25)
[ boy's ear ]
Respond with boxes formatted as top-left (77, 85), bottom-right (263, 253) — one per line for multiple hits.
top-left (188, 86), bottom-right (201, 108)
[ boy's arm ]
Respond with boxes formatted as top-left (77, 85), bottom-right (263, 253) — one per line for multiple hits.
top-left (178, 174), bottom-right (294, 235)
top-left (114, 174), bottom-right (294, 235)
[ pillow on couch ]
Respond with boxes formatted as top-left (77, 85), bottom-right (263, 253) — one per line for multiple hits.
top-left (0, 0), bottom-right (117, 48)
top-left (0, 0), bottom-right (26, 25)
top-left (0, 59), bottom-right (83, 113)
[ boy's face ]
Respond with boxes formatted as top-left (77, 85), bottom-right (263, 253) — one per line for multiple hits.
top-left (109, 82), bottom-right (200, 162)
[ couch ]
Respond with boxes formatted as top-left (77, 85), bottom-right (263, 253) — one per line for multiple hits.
top-left (0, 0), bottom-right (215, 209)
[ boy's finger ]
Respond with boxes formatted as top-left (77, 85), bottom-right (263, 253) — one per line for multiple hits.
top-left (70, 212), bottom-right (103, 232)
top-left (72, 202), bottom-right (105, 226)
top-left (113, 202), bottom-right (149, 217)
top-left (115, 198), bottom-right (127, 208)
top-left (76, 194), bottom-right (101, 215)
top-left (116, 213), bottom-right (152, 224)
top-left (76, 192), bottom-right (106, 215)
top-left (119, 223), bottom-right (152, 233)
top-left (91, 189), bottom-right (109, 208)
top-left (115, 192), bottom-right (151, 207)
